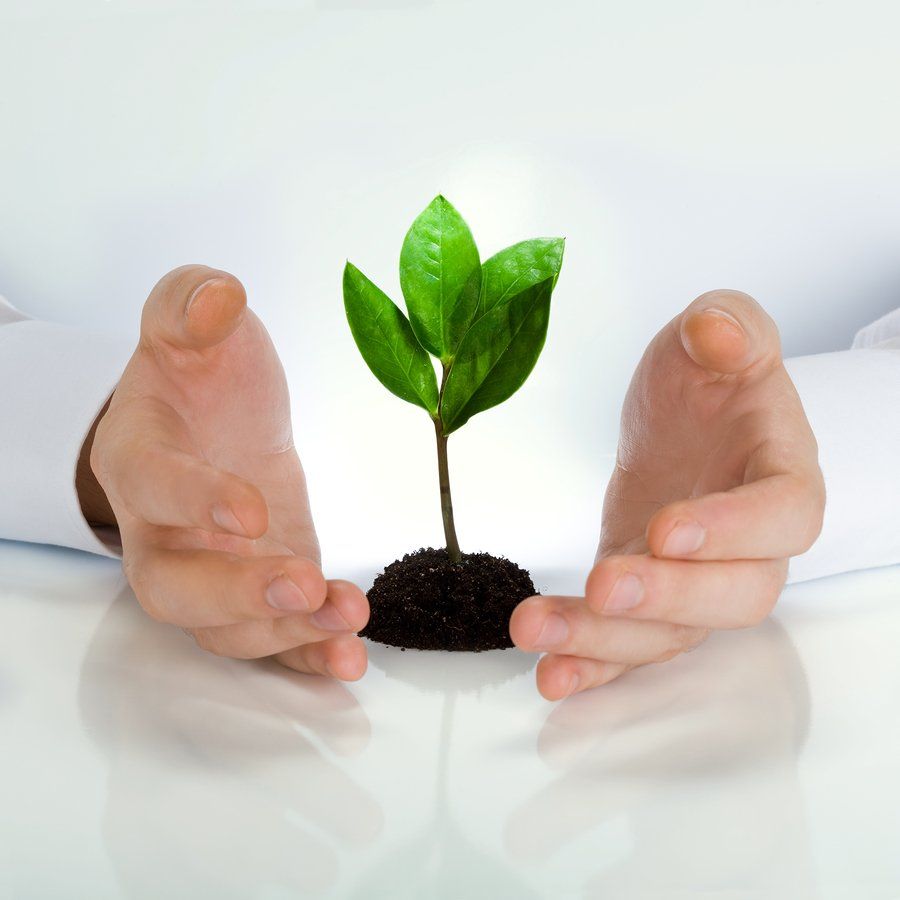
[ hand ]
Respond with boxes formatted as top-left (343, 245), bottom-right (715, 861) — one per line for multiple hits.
top-left (510, 290), bottom-right (825, 699)
top-left (86, 265), bottom-right (369, 679)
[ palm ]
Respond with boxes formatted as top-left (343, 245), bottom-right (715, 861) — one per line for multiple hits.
top-left (121, 309), bottom-right (318, 561)
top-left (599, 311), bottom-right (806, 560)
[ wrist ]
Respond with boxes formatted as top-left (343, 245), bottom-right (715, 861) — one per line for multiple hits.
top-left (76, 396), bottom-right (117, 528)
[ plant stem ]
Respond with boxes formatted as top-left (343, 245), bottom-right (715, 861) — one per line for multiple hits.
top-left (434, 418), bottom-right (462, 563)
top-left (435, 362), bottom-right (462, 562)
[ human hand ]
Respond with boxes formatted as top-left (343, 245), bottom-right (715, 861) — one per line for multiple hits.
top-left (86, 265), bottom-right (369, 679)
top-left (510, 290), bottom-right (825, 699)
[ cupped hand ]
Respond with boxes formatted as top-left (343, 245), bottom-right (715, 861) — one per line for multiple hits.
top-left (510, 289), bottom-right (825, 699)
top-left (89, 265), bottom-right (369, 679)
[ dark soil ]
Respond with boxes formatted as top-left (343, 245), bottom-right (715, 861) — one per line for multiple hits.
top-left (360, 547), bottom-right (537, 652)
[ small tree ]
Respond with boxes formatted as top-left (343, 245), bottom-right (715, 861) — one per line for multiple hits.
top-left (344, 195), bottom-right (564, 562)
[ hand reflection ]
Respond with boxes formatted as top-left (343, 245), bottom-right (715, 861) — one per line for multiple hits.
top-left (504, 620), bottom-right (817, 898)
top-left (78, 583), bottom-right (382, 897)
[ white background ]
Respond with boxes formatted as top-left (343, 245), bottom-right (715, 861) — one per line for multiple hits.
top-left (2, 0), bottom-right (899, 575)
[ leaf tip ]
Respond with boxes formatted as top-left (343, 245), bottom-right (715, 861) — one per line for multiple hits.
top-left (432, 193), bottom-right (458, 213)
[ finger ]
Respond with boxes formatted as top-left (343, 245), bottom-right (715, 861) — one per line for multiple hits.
top-left (105, 434), bottom-right (268, 538)
top-left (509, 595), bottom-right (708, 664)
top-left (646, 472), bottom-right (825, 561)
top-left (534, 653), bottom-right (631, 701)
top-left (586, 554), bottom-right (787, 629)
top-left (275, 635), bottom-right (368, 682)
top-left (126, 547), bottom-right (328, 627)
top-left (189, 580), bottom-right (370, 658)
top-left (141, 264), bottom-right (247, 351)
top-left (679, 289), bottom-right (781, 377)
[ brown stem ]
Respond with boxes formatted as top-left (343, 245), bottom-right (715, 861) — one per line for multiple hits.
top-left (435, 362), bottom-right (461, 562)
top-left (434, 418), bottom-right (462, 563)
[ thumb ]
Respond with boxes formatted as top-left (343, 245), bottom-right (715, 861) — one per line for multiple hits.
top-left (140, 264), bottom-right (247, 351)
top-left (679, 289), bottom-right (782, 376)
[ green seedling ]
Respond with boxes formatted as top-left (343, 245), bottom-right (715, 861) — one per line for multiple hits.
top-left (344, 195), bottom-right (564, 563)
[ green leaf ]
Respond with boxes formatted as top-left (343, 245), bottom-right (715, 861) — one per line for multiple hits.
top-left (460, 237), bottom-right (565, 326)
top-left (440, 277), bottom-right (554, 434)
top-left (399, 195), bottom-right (481, 362)
top-left (343, 261), bottom-right (439, 415)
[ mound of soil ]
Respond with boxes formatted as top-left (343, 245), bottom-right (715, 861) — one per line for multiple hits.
top-left (360, 547), bottom-right (537, 652)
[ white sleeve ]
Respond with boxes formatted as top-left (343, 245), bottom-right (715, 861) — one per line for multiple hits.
top-left (0, 295), bottom-right (132, 557)
top-left (852, 307), bottom-right (900, 350)
top-left (786, 325), bottom-right (900, 582)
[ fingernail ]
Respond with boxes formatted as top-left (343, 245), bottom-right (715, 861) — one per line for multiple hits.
top-left (535, 612), bottom-right (569, 650)
top-left (662, 521), bottom-right (706, 557)
top-left (266, 575), bottom-right (311, 612)
top-left (186, 276), bottom-right (225, 318)
top-left (704, 307), bottom-right (743, 331)
top-left (605, 572), bottom-right (644, 611)
top-left (564, 673), bottom-right (580, 697)
top-left (211, 503), bottom-right (247, 536)
top-left (311, 603), bottom-right (352, 632)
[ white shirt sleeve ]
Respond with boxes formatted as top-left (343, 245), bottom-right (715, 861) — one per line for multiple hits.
top-left (852, 306), bottom-right (900, 350)
top-left (0, 295), bottom-right (132, 558)
top-left (786, 318), bottom-right (900, 582)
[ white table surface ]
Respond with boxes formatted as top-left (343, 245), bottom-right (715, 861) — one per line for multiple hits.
top-left (2, 540), bottom-right (899, 900)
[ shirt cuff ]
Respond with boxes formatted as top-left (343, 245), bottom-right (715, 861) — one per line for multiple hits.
top-left (853, 307), bottom-right (900, 349)
top-left (0, 316), bottom-right (132, 557)
top-left (786, 346), bottom-right (900, 582)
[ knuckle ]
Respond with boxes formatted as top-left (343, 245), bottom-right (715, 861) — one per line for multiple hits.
top-left (121, 550), bottom-right (138, 586)
top-left (139, 598), bottom-right (166, 623)
top-left (673, 625), bottom-right (692, 655)
top-left (135, 587), bottom-right (166, 623)
top-left (208, 466), bottom-right (235, 497)
top-left (584, 561), bottom-right (608, 607)
top-left (778, 472), bottom-right (825, 554)
top-left (190, 628), bottom-right (228, 657)
top-left (674, 624), bottom-right (707, 656)
top-left (738, 599), bottom-right (763, 627)
top-left (686, 627), bottom-right (712, 652)
top-left (223, 554), bottom-right (256, 615)
top-left (660, 625), bottom-right (709, 661)
top-left (90, 420), bottom-right (138, 498)
top-left (288, 557), bottom-right (327, 596)
top-left (123, 555), bottom-right (167, 623)
top-left (271, 613), bottom-right (310, 644)
top-left (274, 651), bottom-right (307, 675)
top-left (742, 579), bottom-right (783, 627)
top-left (742, 604), bottom-right (769, 628)
top-left (799, 480), bottom-right (826, 551)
